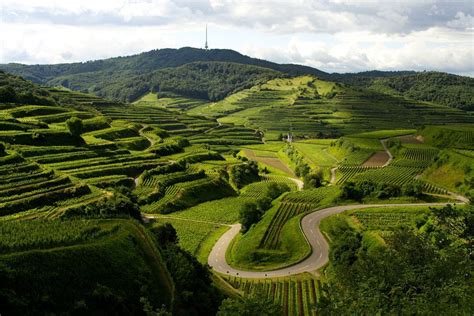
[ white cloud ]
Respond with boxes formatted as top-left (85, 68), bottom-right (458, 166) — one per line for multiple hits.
top-left (242, 28), bottom-right (474, 74)
top-left (0, 0), bottom-right (472, 75)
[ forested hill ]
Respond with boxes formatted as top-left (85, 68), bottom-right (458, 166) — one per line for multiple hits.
top-left (0, 47), bottom-right (326, 84)
top-left (46, 62), bottom-right (283, 102)
top-left (1, 47), bottom-right (327, 102)
top-left (1, 47), bottom-right (473, 110)
top-left (369, 72), bottom-right (474, 111)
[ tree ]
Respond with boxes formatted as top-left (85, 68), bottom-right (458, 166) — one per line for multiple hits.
top-left (340, 182), bottom-right (362, 200)
top-left (304, 171), bottom-right (323, 188)
top-left (153, 223), bottom-right (178, 245)
top-left (239, 203), bottom-right (260, 233)
top-left (0, 86), bottom-right (17, 103)
top-left (403, 183), bottom-right (423, 197)
top-left (66, 117), bottom-right (83, 137)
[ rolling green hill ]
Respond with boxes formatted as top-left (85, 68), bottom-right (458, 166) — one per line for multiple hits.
top-left (2, 47), bottom-right (472, 112)
top-left (47, 61), bottom-right (283, 102)
top-left (189, 76), bottom-right (474, 140)
top-left (0, 47), bottom-right (327, 102)
top-left (344, 72), bottom-right (474, 111)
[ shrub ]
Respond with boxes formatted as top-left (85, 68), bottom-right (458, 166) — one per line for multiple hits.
top-left (230, 161), bottom-right (260, 188)
top-left (66, 117), bottom-right (83, 136)
top-left (304, 171), bottom-right (323, 188)
top-left (239, 203), bottom-right (261, 233)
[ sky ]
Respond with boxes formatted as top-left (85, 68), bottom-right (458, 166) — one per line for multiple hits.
top-left (1, 0), bottom-right (473, 75)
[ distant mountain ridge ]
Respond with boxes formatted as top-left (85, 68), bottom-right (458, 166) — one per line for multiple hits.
top-left (1, 47), bottom-right (327, 84)
top-left (1, 47), bottom-right (472, 110)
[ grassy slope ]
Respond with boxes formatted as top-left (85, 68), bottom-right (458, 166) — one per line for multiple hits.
top-left (0, 219), bottom-right (174, 314)
top-left (422, 149), bottom-right (473, 195)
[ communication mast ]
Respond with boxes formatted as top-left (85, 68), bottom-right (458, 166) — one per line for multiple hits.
top-left (205, 24), bottom-right (209, 50)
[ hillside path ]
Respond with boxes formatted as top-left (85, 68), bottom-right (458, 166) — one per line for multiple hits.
top-left (380, 139), bottom-right (394, 167)
top-left (208, 202), bottom-right (454, 279)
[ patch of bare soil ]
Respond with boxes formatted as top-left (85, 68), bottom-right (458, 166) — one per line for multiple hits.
top-left (243, 149), bottom-right (295, 176)
top-left (362, 151), bottom-right (390, 167)
top-left (398, 135), bottom-right (423, 144)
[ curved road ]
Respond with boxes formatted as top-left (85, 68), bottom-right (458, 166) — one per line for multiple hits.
top-left (208, 202), bottom-right (455, 278)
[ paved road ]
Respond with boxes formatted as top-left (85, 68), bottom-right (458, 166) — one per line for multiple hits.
top-left (208, 202), bottom-right (454, 278)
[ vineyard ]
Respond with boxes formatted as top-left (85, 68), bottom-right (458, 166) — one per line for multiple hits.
top-left (333, 141), bottom-right (447, 194)
top-left (259, 187), bottom-right (340, 250)
top-left (225, 275), bottom-right (323, 316)
top-left (1, 46), bottom-right (472, 316)
top-left (349, 206), bottom-right (430, 231)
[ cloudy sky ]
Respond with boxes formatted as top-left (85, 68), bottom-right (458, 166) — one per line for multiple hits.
top-left (1, 0), bottom-right (473, 75)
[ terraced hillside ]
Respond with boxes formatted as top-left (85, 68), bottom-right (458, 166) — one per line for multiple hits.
top-left (188, 76), bottom-right (474, 140)
top-left (0, 70), bottom-right (471, 315)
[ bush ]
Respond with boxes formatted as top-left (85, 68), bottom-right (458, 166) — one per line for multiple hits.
top-left (304, 171), bottom-right (323, 188)
top-left (239, 203), bottom-right (261, 233)
top-left (230, 161), bottom-right (260, 188)
top-left (66, 117), bottom-right (83, 137)
top-left (63, 194), bottom-right (141, 219)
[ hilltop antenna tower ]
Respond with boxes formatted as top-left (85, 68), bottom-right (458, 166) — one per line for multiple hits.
top-left (205, 24), bottom-right (209, 50)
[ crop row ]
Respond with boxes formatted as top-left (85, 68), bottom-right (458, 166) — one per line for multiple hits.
top-left (402, 148), bottom-right (439, 161)
top-left (225, 276), bottom-right (322, 316)
top-left (283, 186), bottom-right (339, 204)
top-left (259, 202), bottom-right (313, 249)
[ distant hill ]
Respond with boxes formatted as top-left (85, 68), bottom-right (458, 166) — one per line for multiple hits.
top-left (368, 72), bottom-right (474, 111)
top-left (1, 48), bottom-right (472, 110)
top-left (0, 70), bottom-right (57, 105)
top-left (46, 61), bottom-right (283, 102)
top-left (0, 47), bottom-right (327, 102)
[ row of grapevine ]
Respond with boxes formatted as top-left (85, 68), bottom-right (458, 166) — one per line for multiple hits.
top-left (225, 275), bottom-right (323, 316)
top-left (259, 202), bottom-right (312, 249)
top-left (402, 148), bottom-right (439, 161)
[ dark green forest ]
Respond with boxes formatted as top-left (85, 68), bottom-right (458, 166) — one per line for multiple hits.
top-left (370, 72), bottom-right (474, 110)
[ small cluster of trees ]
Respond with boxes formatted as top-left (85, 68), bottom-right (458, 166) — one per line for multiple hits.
top-left (284, 145), bottom-right (310, 177)
top-left (284, 144), bottom-right (323, 188)
top-left (340, 180), bottom-right (424, 201)
top-left (64, 190), bottom-right (141, 219)
top-left (230, 161), bottom-right (260, 188)
top-left (0, 83), bottom-right (56, 106)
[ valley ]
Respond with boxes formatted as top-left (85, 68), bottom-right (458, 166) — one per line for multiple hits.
top-left (0, 50), bottom-right (473, 315)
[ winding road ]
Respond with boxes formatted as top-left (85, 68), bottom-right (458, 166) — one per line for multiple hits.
top-left (208, 202), bottom-right (455, 278)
